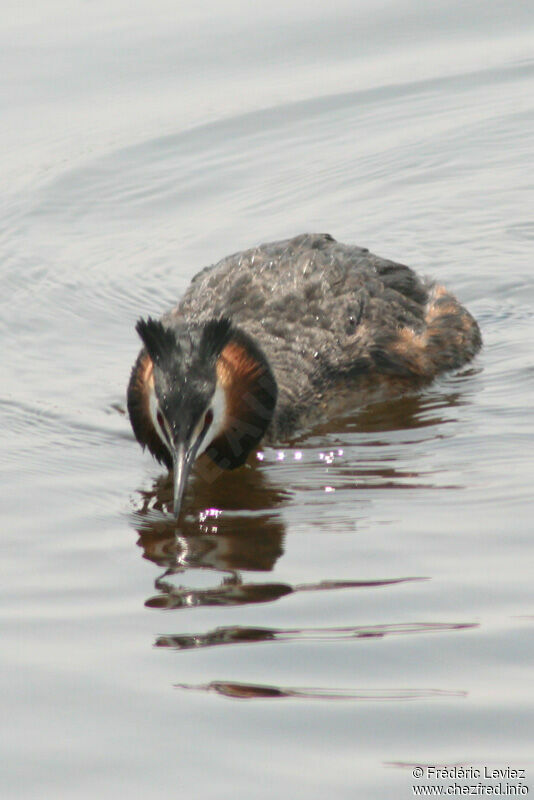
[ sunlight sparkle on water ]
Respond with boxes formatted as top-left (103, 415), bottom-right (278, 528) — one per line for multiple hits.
top-left (198, 508), bottom-right (222, 523)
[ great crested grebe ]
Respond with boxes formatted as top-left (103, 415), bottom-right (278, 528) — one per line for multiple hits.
top-left (127, 233), bottom-right (481, 517)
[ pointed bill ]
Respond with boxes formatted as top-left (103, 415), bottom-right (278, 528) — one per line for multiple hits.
top-left (172, 443), bottom-right (191, 518)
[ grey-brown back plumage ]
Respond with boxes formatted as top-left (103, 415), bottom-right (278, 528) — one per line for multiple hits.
top-left (164, 233), bottom-right (481, 439)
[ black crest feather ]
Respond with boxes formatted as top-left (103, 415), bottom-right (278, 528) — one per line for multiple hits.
top-left (135, 317), bottom-right (179, 366)
top-left (198, 317), bottom-right (233, 362)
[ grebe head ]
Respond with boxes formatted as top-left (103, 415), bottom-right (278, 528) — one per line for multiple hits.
top-left (134, 317), bottom-right (277, 518)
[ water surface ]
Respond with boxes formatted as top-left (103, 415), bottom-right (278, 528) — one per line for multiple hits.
top-left (1, 2), bottom-right (533, 798)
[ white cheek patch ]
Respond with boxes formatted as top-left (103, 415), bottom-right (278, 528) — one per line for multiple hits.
top-left (196, 383), bottom-right (227, 456)
top-left (148, 387), bottom-right (172, 446)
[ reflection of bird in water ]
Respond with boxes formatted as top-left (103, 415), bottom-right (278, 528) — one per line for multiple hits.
top-left (127, 233), bottom-right (481, 516)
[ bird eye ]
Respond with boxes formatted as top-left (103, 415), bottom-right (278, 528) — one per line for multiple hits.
top-left (156, 411), bottom-right (165, 431)
top-left (204, 409), bottom-right (213, 428)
